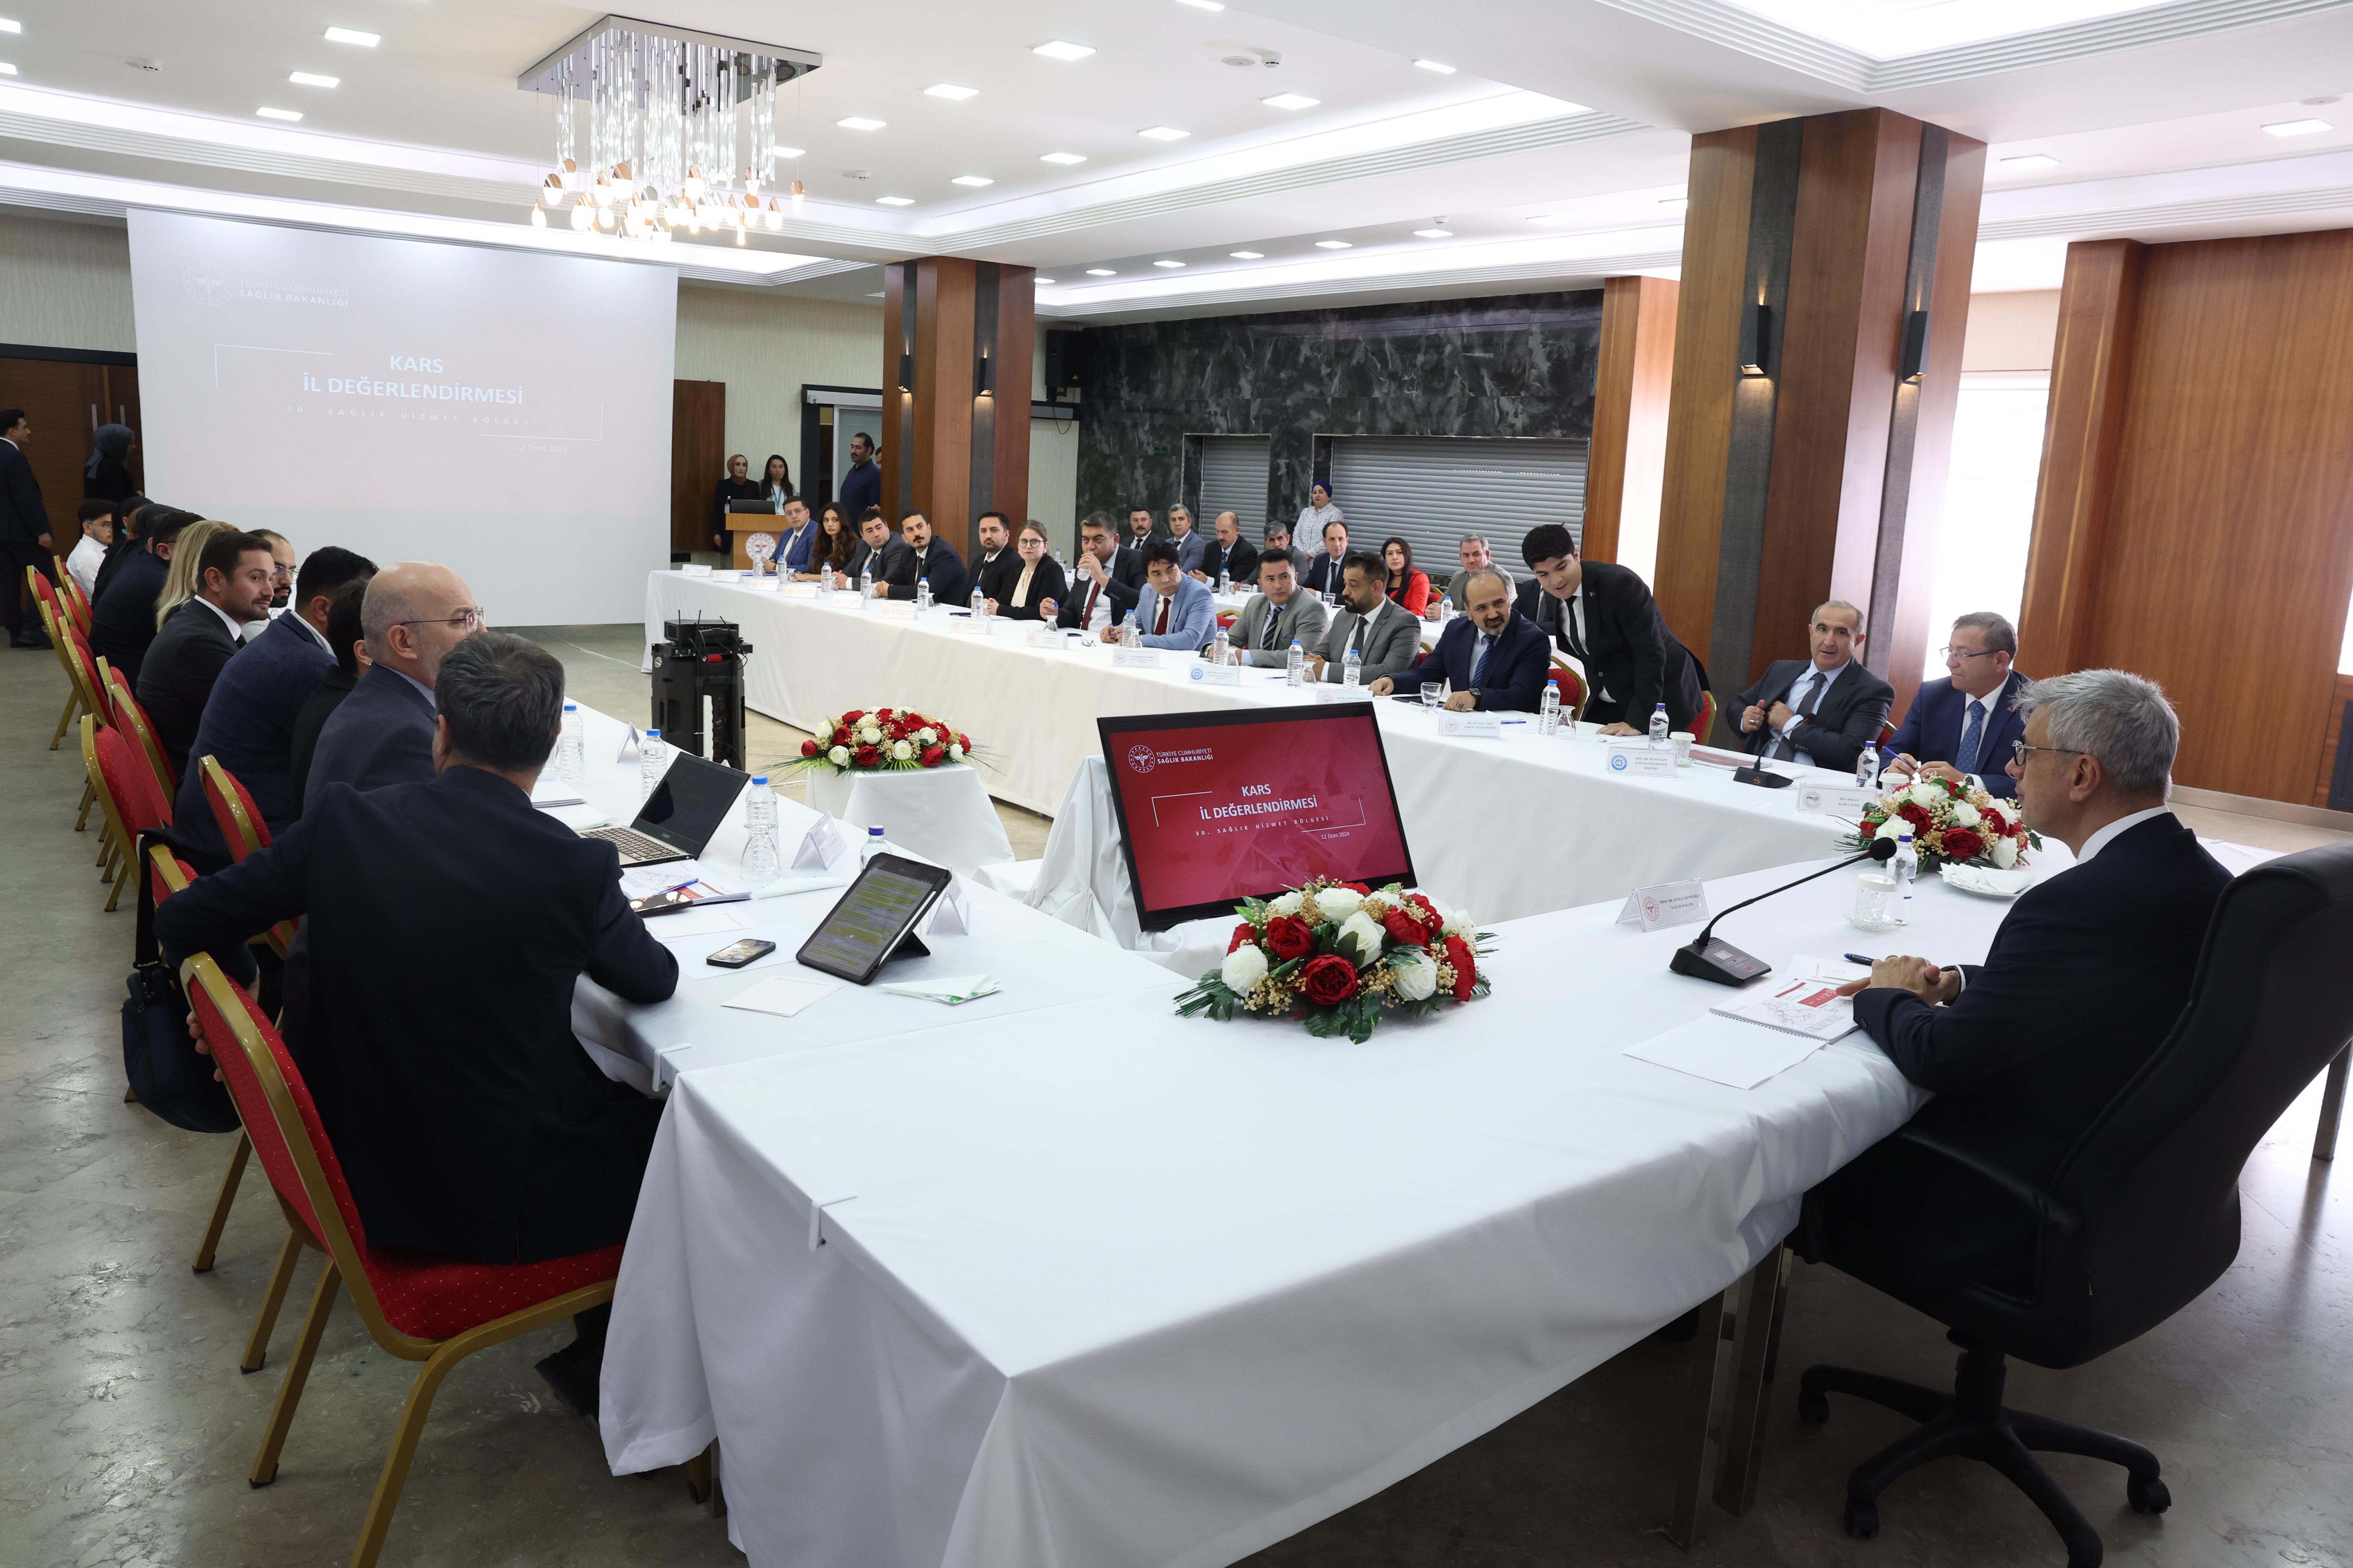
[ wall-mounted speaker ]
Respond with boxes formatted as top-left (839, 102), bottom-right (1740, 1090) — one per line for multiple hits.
top-left (1043, 330), bottom-right (1086, 403)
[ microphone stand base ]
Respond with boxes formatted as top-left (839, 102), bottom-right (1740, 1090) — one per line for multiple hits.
top-left (1733, 765), bottom-right (1794, 790)
top-left (1671, 937), bottom-right (1773, 987)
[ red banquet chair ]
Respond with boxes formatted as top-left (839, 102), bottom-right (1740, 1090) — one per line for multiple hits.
top-left (104, 665), bottom-right (179, 806)
top-left (1694, 689), bottom-right (1719, 748)
top-left (200, 756), bottom-right (297, 957)
top-left (183, 953), bottom-right (625, 1568)
top-left (81, 712), bottom-right (171, 912)
top-left (1546, 655), bottom-right (1588, 722)
top-left (146, 846), bottom-right (257, 1281)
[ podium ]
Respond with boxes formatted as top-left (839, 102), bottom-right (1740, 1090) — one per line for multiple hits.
top-left (724, 512), bottom-right (785, 573)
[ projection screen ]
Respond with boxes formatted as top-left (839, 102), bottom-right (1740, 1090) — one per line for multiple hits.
top-left (127, 210), bottom-right (677, 625)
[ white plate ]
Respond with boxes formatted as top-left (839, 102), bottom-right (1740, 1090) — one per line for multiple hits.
top-left (1938, 863), bottom-right (2033, 899)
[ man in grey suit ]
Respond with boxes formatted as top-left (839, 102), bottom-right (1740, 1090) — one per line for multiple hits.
top-left (1164, 505), bottom-right (1209, 577)
top-left (1444, 533), bottom-right (1512, 608)
top-left (1221, 551), bottom-right (1329, 665)
top-left (1733, 599), bottom-right (1895, 773)
top-left (1307, 551), bottom-right (1423, 685)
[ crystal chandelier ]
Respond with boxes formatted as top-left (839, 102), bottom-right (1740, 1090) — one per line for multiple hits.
top-left (517, 17), bottom-right (821, 244)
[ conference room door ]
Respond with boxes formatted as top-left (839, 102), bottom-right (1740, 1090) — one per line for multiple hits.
top-left (1325, 435), bottom-right (1587, 574)
top-left (0, 352), bottom-right (143, 552)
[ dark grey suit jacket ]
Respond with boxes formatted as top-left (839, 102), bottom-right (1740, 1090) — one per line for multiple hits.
top-left (306, 662), bottom-right (438, 797)
top-left (1230, 591), bottom-right (1330, 666)
top-left (1316, 599), bottom-right (1424, 683)
top-left (1733, 658), bottom-right (1895, 773)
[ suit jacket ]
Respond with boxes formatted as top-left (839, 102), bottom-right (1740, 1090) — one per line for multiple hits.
top-left (1165, 530), bottom-right (1208, 576)
top-left (172, 613), bottom-right (334, 856)
top-left (847, 534), bottom-right (910, 584)
top-left (1197, 534), bottom-right (1259, 587)
top-left (0, 438), bottom-right (45, 545)
top-left (90, 548), bottom-right (168, 685)
top-left (1887, 669), bottom-right (2030, 799)
top-left (135, 599), bottom-right (246, 779)
top-left (881, 536), bottom-right (967, 604)
top-left (1301, 551), bottom-right (1349, 597)
top-left (1444, 565), bottom-right (1512, 608)
top-left (306, 663), bottom-right (438, 798)
top-left (997, 556), bottom-right (1067, 621)
top-left (155, 766), bottom-right (679, 1262)
top-left (288, 665), bottom-right (357, 818)
top-left (837, 459), bottom-right (881, 521)
top-left (1393, 613), bottom-right (1551, 712)
top-left (1516, 563), bottom-right (1705, 731)
top-left (1055, 546), bottom-right (1147, 630)
top-left (777, 521), bottom-right (818, 574)
top-left (971, 547), bottom-right (1023, 609)
top-left (1232, 591), bottom-right (1331, 666)
top-left (1255, 544), bottom-right (1309, 585)
top-left (1316, 597), bottom-right (1422, 684)
top-left (1733, 658), bottom-right (1895, 773)
top-left (1129, 574), bottom-right (1216, 650)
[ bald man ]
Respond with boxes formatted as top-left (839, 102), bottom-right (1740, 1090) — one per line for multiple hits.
top-left (307, 562), bottom-right (483, 799)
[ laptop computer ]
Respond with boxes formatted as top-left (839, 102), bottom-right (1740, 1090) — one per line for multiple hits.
top-left (580, 751), bottom-right (750, 868)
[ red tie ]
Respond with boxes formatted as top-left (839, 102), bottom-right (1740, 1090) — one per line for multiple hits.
top-left (1154, 594), bottom-right (1171, 636)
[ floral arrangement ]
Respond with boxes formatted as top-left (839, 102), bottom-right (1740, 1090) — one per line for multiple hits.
top-left (791, 708), bottom-right (975, 774)
top-left (1848, 774), bottom-right (2040, 871)
top-left (1175, 878), bottom-right (1493, 1043)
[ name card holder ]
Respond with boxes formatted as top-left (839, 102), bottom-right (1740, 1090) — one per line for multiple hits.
top-left (1606, 741), bottom-right (1676, 777)
top-left (1188, 662), bottom-right (1242, 686)
top-left (1435, 711), bottom-right (1503, 739)
top-left (1024, 627), bottom-right (1066, 650)
top-left (1617, 878), bottom-right (1709, 932)
top-left (1795, 784), bottom-right (1878, 817)
top-left (1110, 647), bottom-right (1162, 669)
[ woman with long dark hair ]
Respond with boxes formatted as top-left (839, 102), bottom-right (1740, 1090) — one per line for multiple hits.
top-left (761, 453), bottom-right (794, 505)
top-left (1382, 536), bottom-right (1431, 617)
top-left (796, 503), bottom-right (859, 581)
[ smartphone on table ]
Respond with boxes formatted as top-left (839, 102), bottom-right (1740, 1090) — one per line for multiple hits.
top-left (705, 938), bottom-right (777, 970)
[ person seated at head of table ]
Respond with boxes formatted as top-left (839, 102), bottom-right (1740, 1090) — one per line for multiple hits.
top-left (1191, 511), bottom-right (1259, 589)
top-left (1112, 539), bottom-right (1214, 650)
top-left (797, 503), bottom-right (859, 582)
top-left (994, 520), bottom-right (1069, 621)
top-left (1885, 611), bottom-right (2032, 800)
top-left (157, 631), bottom-right (680, 1417)
top-left (1305, 550), bottom-right (1422, 685)
top-left (1811, 669), bottom-right (2229, 1292)
top-left (1381, 536), bottom-right (1432, 618)
top-left (846, 507), bottom-right (906, 583)
top-left (1055, 511), bottom-right (1146, 633)
top-left (969, 510), bottom-right (1021, 608)
top-left (1301, 516), bottom-right (1351, 598)
top-left (1367, 567), bottom-right (1547, 712)
top-left (1255, 521), bottom-right (1309, 588)
top-left (1445, 532), bottom-right (1512, 608)
top-left (870, 511), bottom-right (966, 603)
top-left (1221, 548), bottom-right (1327, 665)
top-left (1163, 504), bottom-right (1208, 577)
top-left (1732, 599), bottom-right (1894, 774)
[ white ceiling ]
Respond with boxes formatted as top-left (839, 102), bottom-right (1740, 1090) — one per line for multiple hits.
top-left (0, 0), bottom-right (2349, 321)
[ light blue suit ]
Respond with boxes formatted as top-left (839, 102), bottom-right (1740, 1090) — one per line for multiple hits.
top-left (1166, 529), bottom-right (1208, 576)
top-left (1129, 574), bottom-right (1215, 650)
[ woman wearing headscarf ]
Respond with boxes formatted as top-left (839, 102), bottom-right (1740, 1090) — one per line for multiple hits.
top-left (85, 424), bottom-right (137, 503)
top-left (761, 453), bottom-right (795, 506)
top-left (710, 454), bottom-right (761, 552)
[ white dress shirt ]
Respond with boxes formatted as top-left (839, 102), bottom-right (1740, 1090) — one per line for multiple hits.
top-left (65, 534), bottom-right (107, 599)
top-left (193, 595), bottom-right (247, 642)
top-left (1774, 660), bottom-right (1851, 767)
top-left (2074, 807), bottom-right (2173, 866)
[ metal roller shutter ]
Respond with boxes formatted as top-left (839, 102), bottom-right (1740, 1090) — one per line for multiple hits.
top-left (1196, 435), bottom-right (1272, 528)
top-left (1326, 436), bottom-right (1586, 581)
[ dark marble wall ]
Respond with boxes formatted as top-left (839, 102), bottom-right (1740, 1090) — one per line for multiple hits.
top-left (1070, 289), bottom-right (1603, 534)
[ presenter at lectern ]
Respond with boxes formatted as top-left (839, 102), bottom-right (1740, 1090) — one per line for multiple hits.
top-left (710, 453), bottom-right (761, 552)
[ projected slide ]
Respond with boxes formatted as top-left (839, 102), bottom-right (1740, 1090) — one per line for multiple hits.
top-left (128, 210), bottom-right (676, 623)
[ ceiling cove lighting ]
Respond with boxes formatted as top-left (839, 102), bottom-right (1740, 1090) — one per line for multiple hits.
top-left (1229, 250), bottom-right (1263, 259)
top-left (1033, 40), bottom-right (1096, 61)
top-left (1036, 278), bottom-right (1056, 285)
top-left (2001, 153), bottom-right (2060, 170)
top-left (1040, 151), bottom-right (1087, 165)
top-left (924, 83), bottom-right (978, 100)
top-left (950, 175), bottom-right (993, 187)
top-left (1262, 92), bottom-right (1319, 111)
top-left (1176, 0), bottom-right (1226, 10)
top-left (875, 195), bottom-right (914, 205)
top-left (1154, 259), bottom-right (1185, 267)
top-left (837, 115), bottom-right (885, 131)
top-left (2262, 118), bottom-right (2331, 137)
top-left (1413, 59), bottom-right (1455, 73)
top-left (1413, 227), bottom-right (1451, 238)
top-left (1086, 267), bottom-right (1115, 276)
top-left (1313, 239), bottom-right (1351, 249)
top-left (0, 18), bottom-right (21, 33)
top-left (1138, 125), bottom-right (1189, 142)
top-left (0, 62), bottom-right (16, 76)
top-left (323, 26), bottom-right (378, 46)
top-left (288, 71), bottom-right (340, 88)
top-left (256, 107), bottom-right (302, 122)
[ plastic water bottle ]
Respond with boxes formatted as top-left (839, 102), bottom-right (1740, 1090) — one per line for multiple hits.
top-left (1211, 628), bottom-right (1229, 665)
top-left (554, 702), bottom-right (584, 783)
top-left (1540, 684), bottom-right (1562, 737)
top-left (970, 586), bottom-right (987, 617)
top-left (820, 562), bottom-right (835, 592)
top-left (740, 775), bottom-right (779, 885)
top-left (916, 575), bottom-right (932, 610)
top-left (1648, 703), bottom-right (1671, 747)
top-left (861, 824), bottom-right (887, 866)
top-left (1286, 639), bottom-right (1306, 688)
top-left (1342, 645), bottom-right (1362, 689)
top-left (639, 728), bottom-right (671, 801)
top-left (1437, 594), bottom-right (1453, 625)
top-left (1218, 568), bottom-right (1232, 595)
top-left (1893, 831), bottom-right (1919, 924)
top-left (858, 560), bottom-right (874, 598)
top-left (1856, 740), bottom-right (1879, 791)
top-left (1119, 619), bottom-right (1140, 650)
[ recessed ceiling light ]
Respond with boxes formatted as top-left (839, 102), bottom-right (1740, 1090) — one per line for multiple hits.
top-left (1154, 259), bottom-right (1185, 268)
top-left (1036, 278), bottom-right (1056, 285)
top-left (1086, 267), bottom-right (1115, 276)
top-left (1262, 92), bottom-right (1319, 111)
top-left (1412, 227), bottom-right (1452, 239)
top-left (256, 107), bottom-right (302, 121)
top-left (924, 83), bottom-right (978, 100)
top-left (1138, 125), bottom-right (1189, 142)
top-left (2000, 153), bottom-right (2060, 170)
top-left (1413, 59), bottom-right (1456, 74)
top-left (323, 26), bottom-right (378, 46)
top-left (775, 146), bottom-right (805, 159)
top-left (0, 18), bottom-right (22, 33)
top-left (1314, 239), bottom-right (1351, 249)
top-left (0, 61), bottom-right (16, 75)
top-left (837, 116), bottom-right (886, 131)
top-left (875, 195), bottom-right (914, 206)
top-left (1033, 40), bottom-right (1096, 61)
top-left (288, 71), bottom-right (339, 88)
top-left (2263, 118), bottom-right (2331, 137)
top-left (1040, 151), bottom-right (1088, 165)
top-left (1176, 0), bottom-right (1225, 10)
top-left (1229, 250), bottom-right (1263, 259)
top-left (1524, 213), bottom-right (1561, 224)
top-left (951, 175), bottom-right (994, 187)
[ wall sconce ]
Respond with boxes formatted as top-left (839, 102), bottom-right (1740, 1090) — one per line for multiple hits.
top-left (1898, 309), bottom-right (1930, 382)
top-left (1738, 301), bottom-right (1771, 377)
top-left (897, 352), bottom-right (913, 392)
top-left (975, 351), bottom-right (995, 397)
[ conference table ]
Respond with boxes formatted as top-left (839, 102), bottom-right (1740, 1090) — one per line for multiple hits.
top-left (642, 570), bottom-right (1862, 923)
top-left (596, 841), bottom-right (2075, 1568)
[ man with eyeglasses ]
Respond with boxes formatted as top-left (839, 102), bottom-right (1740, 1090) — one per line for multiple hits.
top-left (1884, 611), bottom-right (2031, 798)
top-left (307, 561), bottom-right (484, 801)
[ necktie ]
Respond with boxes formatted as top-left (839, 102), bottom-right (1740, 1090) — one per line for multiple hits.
top-left (1469, 632), bottom-right (1493, 688)
top-left (1082, 577), bottom-right (1100, 624)
top-left (1348, 611), bottom-right (1368, 658)
top-left (1774, 671), bottom-right (1827, 761)
top-left (1262, 600), bottom-right (1281, 650)
top-left (1154, 593), bottom-right (1171, 636)
top-left (1561, 591), bottom-right (1589, 660)
top-left (1955, 697), bottom-right (1986, 775)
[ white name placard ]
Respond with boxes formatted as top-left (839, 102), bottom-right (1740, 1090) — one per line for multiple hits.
top-left (1606, 742), bottom-right (1676, 776)
top-left (1024, 628), bottom-right (1065, 650)
top-left (1110, 648), bottom-right (1162, 669)
top-left (792, 814), bottom-right (848, 872)
top-left (744, 577), bottom-right (780, 592)
top-left (1617, 878), bottom-right (1709, 932)
top-left (679, 563), bottom-right (713, 577)
top-left (1795, 783), bottom-right (1878, 818)
top-left (1188, 662), bottom-right (1242, 686)
top-left (1435, 711), bottom-right (1503, 739)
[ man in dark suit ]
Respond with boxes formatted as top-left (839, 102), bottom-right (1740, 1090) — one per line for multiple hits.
top-left (173, 546), bottom-right (376, 858)
top-left (969, 510), bottom-right (1022, 609)
top-left (135, 528), bottom-right (276, 778)
top-left (872, 511), bottom-right (966, 604)
top-left (157, 632), bottom-right (678, 1414)
top-left (1223, 549), bottom-right (1328, 664)
top-left (289, 577), bottom-right (370, 818)
top-left (1, 407), bottom-right (54, 648)
top-left (1887, 611), bottom-right (2031, 800)
top-left (845, 508), bottom-right (907, 584)
top-left (1517, 523), bottom-right (1705, 735)
top-left (1370, 568), bottom-right (1548, 711)
top-left (1732, 600), bottom-right (1895, 774)
top-left (1056, 511), bottom-right (1146, 632)
top-left (1306, 551), bottom-right (1424, 686)
top-left (1300, 517), bottom-right (1351, 598)
top-left (89, 509), bottom-right (187, 686)
top-left (838, 431), bottom-right (881, 521)
top-left (1815, 669), bottom-right (2231, 1288)
top-left (307, 562), bottom-right (480, 798)
top-left (1191, 511), bottom-right (1260, 590)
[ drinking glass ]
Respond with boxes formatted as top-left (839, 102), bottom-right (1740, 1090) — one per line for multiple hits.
top-left (1420, 682), bottom-right (1444, 711)
top-left (1852, 873), bottom-right (1896, 927)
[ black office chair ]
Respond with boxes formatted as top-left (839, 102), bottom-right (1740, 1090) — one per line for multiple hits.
top-left (1797, 842), bottom-right (2353, 1566)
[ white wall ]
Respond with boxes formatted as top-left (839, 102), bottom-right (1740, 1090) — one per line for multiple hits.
top-left (0, 213), bottom-right (135, 351)
top-left (1961, 289), bottom-right (2061, 373)
top-left (674, 283), bottom-right (883, 483)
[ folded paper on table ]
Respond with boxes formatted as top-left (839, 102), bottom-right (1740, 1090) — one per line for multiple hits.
top-left (749, 872), bottom-right (854, 900)
top-left (1709, 975), bottom-right (1859, 1042)
top-left (921, 877), bottom-right (972, 937)
top-left (880, 973), bottom-right (1000, 1005)
top-left (1623, 1014), bottom-right (1827, 1090)
top-left (529, 778), bottom-right (587, 809)
top-left (720, 974), bottom-right (841, 1019)
top-left (792, 814), bottom-right (850, 872)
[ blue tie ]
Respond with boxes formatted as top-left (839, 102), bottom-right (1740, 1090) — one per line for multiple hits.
top-left (1955, 698), bottom-right (1986, 775)
top-left (1468, 632), bottom-right (1492, 688)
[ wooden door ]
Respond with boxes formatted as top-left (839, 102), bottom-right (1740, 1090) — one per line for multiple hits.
top-left (0, 357), bottom-right (103, 551)
top-left (102, 365), bottom-right (145, 496)
top-left (671, 380), bottom-right (726, 556)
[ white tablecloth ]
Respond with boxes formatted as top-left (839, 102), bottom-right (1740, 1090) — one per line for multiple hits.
top-left (642, 573), bottom-right (1859, 922)
top-left (804, 763), bottom-right (1015, 874)
top-left (599, 853), bottom-right (2062, 1568)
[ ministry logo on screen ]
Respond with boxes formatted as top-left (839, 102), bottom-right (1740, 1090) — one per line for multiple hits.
top-left (1126, 744), bottom-right (1159, 773)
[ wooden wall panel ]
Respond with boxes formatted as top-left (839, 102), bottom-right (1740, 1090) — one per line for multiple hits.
top-left (2314, 673), bottom-right (2353, 809)
top-left (1585, 274), bottom-right (1679, 576)
top-left (914, 258), bottom-right (977, 554)
top-left (669, 379), bottom-right (724, 556)
top-left (990, 264), bottom-right (1036, 535)
top-left (881, 262), bottom-right (908, 524)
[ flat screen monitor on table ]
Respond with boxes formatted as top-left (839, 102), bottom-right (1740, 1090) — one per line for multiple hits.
top-left (1097, 703), bottom-right (1417, 931)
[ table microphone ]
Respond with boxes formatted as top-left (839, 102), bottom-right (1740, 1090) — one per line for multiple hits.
top-left (1733, 706), bottom-right (1795, 790)
top-left (1668, 837), bottom-right (1900, 987)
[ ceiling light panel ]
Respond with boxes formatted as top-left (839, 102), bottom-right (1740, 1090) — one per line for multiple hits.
top-left (1154, 259), bottom-right (1185, 267)
top-left (0, 62), bottom-right (16, 76)
top-left (1413, 227), bottom-right (1451, 238)
top-left (1033, 40), bottom-right (1095, 61)
top-left (1086, 267), bottom-right (1115, 275)
top-left (837, 116), bottom-right (886, 131)
top-left (288, 72), bottom-right (339, 88)
top-left (875, 195), bottom-right (914, 205)
top-left (2262, 119), bottom-right (2331, 137)
top-left (1229, 250), bottom-right (1263, 259)
top-left (1040, 151), bottom-right (1087, 165)
top-left (256, 107), bottom-right (302, 121)
top-left (924, 83), bottom-right (978, 100)
top-left (2000, 154), bottom-right (2060, 169)
top-left (1138, 126), bottom-right (1189, 142)
top-left (951, 175), bottom-right (993, 187)
top-left (1314, 239), bottom-right (1351, 249)
top-left (1036, 278), bottom-right (1056, 285)
top-left (1262, 93), bottom-right (1319, 111)
top-left (323, 26), bottom-right (378, 46)
top-left (0, 18), bottom-right (22, 33)
top-left (1176, 0), bottom-right (1225, 10)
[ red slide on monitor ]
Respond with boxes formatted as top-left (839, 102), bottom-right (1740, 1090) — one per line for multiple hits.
top-left (1097, 704), bottom-right (1417, 929)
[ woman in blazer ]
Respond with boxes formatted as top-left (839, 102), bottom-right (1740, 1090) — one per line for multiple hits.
top-left (796, 504), bottom-right (859, 582)
top-left (995, 520), bottom-right (1069, 621)
top-left (1382, 537), bottom-right (1432, 617)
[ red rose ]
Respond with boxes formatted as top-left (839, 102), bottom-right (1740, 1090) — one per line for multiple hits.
top-left (1341, 881), bottom-right (1372, 896)
top-left (1296, 954), bottom-right (1359, 1006)
top-left (956, 733), bottom-right (972, 753)
top-left (800, 739), bottom-right (819, 757)
top-left (1942, 827), bottom-right (1985, 861)
top-left (853, 745), bottom-right (879, 768)
top-left (1380, 909), bottom-right (1429, 949)
top-left (1897, 800), bottom-right (1935, 831)
top-left (1980, 806), bottom-right (2010, 835)
top-left (841, 710), bottom-right (864, 725)
top-left (1443, 935), bottom-right (1478, 1001)
top-left (875, 707), bottom-right (893, 720)
top-left (920, 744), bottom-right (947, 767)
top-left (833, 726), bottom-right (853, 746)
top-left (1405, 892), bottom-right (1444, 929)
top-left (1228, 922), bottom-right (1259, 954)
top-left (1264, 915), bottom-right (1315, 961)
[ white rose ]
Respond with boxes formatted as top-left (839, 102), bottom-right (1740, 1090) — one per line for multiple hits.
top-left (917, 727), bottom-right (938, 744)
top-left (947, 742), bottom-right (964, 761)
top-left (1875, 817), bottom-right (1906, 841)
top-left (860, 725), bottom-right (883, 745)
top-left (1338, 910), bottom-right (1386, 961)
top-left (1220, 943), bottom-right (1268, 993)
top-left (1990, 835), bottom-right (2019, 869)
top-left (1267, 891), bottom-right (1306, 918)
top-left (1389, 949), bottom-right (1438, 1001)
top-left (1908, 781), bottom-right (1944, 810)
top-left (1948, 801), bottom-right (1981, 829)
top-left (890, 740), bottom-right (914, 761)
top-left (827, 745), bottom-right (850, 766)
top-left (1441, 906), bottom-right (1474, 937)
top-left (1315, 886), bottom-right (1364, 920)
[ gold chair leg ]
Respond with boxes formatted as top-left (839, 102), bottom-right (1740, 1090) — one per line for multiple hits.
top-left (122, 1084), bottom-right (137, 1103)
top-left (242, 1223), bottom-right (304, 1373)
top-left (75, 777), bottom-right (96, 830)
top-left (97, 818), bottom-right (117, 870)
top-left (193, 1131), bottom-right (251, 1273)
top-left (102, 846), bottom-right (127, 912)
top-left (51, 687), bottom-right (81, 749)
top-left (251, 1260), bottom-right (340, 1487)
